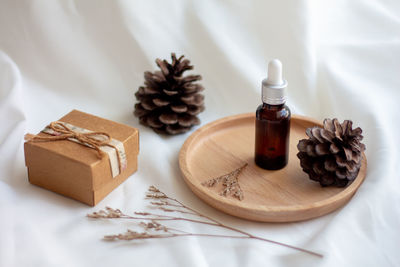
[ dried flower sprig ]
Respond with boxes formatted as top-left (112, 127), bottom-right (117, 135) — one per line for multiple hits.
top-left (88, 186), bottom-right (322, 258)
top-left (87, 207), bottom-right (123, 218)
top-left (201, 163), bottom-right (248, 200)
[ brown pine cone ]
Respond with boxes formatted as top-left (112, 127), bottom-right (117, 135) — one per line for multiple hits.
top-left (297, 118), bottom-right (366, 187)
top-left (134, 53), bottom-right (205, 135)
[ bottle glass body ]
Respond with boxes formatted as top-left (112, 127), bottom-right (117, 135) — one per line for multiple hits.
top-left (255, 103), bottom-right (291, 170)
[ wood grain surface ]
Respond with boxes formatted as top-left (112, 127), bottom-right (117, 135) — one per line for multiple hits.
top-left (179, 113), bottom-right (367, 222)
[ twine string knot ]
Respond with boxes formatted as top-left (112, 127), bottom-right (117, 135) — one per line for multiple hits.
top-left (25, 121), bottom-right (122, 173)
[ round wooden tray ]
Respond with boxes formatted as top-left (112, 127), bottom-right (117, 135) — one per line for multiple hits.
top-left (179, 113), bottom-right (367, 222)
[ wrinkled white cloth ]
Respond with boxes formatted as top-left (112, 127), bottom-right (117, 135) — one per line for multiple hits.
top-left (0, 1), bottom-right (399, 266)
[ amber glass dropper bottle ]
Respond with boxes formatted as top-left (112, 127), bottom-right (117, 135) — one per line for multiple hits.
top-left (255, 59), bottom-right (291, 170)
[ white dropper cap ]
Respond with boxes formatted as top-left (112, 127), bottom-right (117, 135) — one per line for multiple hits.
top-left (261, 59), bottom-right (288, 105)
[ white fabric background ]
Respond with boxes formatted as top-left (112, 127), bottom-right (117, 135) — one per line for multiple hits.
top-left (0, 1), bottom-right (399, 266)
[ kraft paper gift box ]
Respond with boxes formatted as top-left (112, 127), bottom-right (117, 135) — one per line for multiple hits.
top-left (24, 110), bottom-right (139, 206)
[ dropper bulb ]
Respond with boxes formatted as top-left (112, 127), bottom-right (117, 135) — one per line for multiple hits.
top-left (261, 59), bottom-right (287, 105)
top-left (266, 59), bottom-right (283, 86)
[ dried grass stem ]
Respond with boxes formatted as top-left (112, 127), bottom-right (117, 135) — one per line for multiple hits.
top-left (88, 186), bottom-right (322, 258)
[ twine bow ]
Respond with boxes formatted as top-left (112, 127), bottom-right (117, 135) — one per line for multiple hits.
top-left (25, 121), bottom-right (123, 173)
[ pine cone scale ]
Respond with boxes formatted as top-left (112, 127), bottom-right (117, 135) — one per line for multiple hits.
top-left (155, 59), bottom-right (170, 76)
top-left (315, 143), bottom-right (330, 155)
top-left (163, 89), bottom-right (179, 96)
top-left (140, 99), bottom-right (157, 111)
top-left (311, 127), bottom-right (324, 143)
top-left (324, 157), bottom-right (337, 172)
top-left (159, 113), bottom-right (178, 125)
top-left (147, 115), bottom-right (163, 128)
top-left (320, 129), bottom-right (334, 142)
top-left (171, 105), bottom-right (188, 113)
top-left (133, 103), bottom-right (149, 117)
top-left (330, 143), bottom-right (340, 154)
top-left (153, 98), bottom-right (170, 107)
